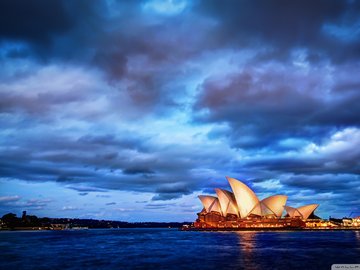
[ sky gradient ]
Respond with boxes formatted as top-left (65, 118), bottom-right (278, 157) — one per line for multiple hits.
top-left (0, 0), bottom-right (360, 221)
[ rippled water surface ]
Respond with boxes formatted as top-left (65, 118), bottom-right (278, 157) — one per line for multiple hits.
top-left (1, 229), bottom-right (360, 270)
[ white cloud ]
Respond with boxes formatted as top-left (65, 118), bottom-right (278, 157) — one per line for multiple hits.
top-left (0, 195), bottom-right (21, 203)
top-left (304, 128), bottom-right (360, 156)
top-left (62, 206), bottom-right (80, 211)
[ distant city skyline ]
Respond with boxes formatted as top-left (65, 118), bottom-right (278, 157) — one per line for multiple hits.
top-left (0, 0), bottom-right (359, 221)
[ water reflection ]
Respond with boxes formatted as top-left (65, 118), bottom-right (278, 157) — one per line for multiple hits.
top-left (236, 231), bottom-right (259, 270)
top-left (355, 231), bottom-right (360, 242)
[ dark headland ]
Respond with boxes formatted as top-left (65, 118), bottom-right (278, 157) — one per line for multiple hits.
top-left (0, 211), bottom-right (192, 230)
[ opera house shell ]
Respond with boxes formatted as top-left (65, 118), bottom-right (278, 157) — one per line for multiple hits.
top-left (195, 176), bottom-right (320, 229)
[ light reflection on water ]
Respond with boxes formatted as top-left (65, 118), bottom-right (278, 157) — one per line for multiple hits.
top-left (0, 229), bottom-right (359, 270)
top-left (355, 231), bottom-right (360, 241)
top-left (236, 232), bottom-right (257, 270)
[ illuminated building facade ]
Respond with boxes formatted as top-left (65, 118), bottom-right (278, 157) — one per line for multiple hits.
top-left (194, 177), bottom-right (321, 229)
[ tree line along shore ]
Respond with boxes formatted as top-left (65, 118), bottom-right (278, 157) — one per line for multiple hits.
top-left (0, 211), bottom-right (191, 230)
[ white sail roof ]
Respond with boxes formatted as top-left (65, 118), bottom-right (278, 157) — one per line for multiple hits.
top-left (284, 206), bottom-right (302, 217)
top-left (249, 202), bottom-right (272, 216)
top-left (198, 195), bottom-right (221, 213)
top-left (227, 176), bottom-right (259, 218)
top-left (261, 195), bottom-right (287, 217)
top-left (284, 204), bottom-right (318, 220)
top-left (248, 195), bottom-right (287, 217)
top-left (297, 204), bottom-right (319, 220)
top-left (215, 188), bottom-right (239, 216)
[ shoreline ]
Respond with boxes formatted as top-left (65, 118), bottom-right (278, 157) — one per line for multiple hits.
top-left (181, 227), bottom-right (360, 232)
top-left (2, 227), bottom-right (360, 232)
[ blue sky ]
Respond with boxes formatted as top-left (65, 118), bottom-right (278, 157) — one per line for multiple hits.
top-left (0, 0), bottom-right (359, 221)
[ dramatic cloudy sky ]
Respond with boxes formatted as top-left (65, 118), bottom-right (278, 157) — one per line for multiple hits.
top-left (0, 0), bottom-right (359, 221)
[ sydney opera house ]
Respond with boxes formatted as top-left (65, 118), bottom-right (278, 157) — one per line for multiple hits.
top-left (194, 176), bottom-right (322, 229)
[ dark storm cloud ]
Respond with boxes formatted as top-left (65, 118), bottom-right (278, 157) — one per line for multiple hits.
top-left (105, 202), bottom-right (116, 206)
top-left (194, 62), bottom-right (360, 150)
top-left (244, 154), bottom-right (360, 175)
top-left (0, 0), bottom-right (76, 45)
top-left (0, 125), bottom-right (232, 200)
top-left (280, 174), bottom-right (360, 193)
top-left (0, 0), bottom-right (108, 67)
top-left (66, 186), bottom-right (107, 193)
top-left (77, 134), bottom-right (150, 153)
top-left (0, 87), bottom-right (85, 115)
top-left (122, 167), bottom-right (155, 175)
top-left (1, 0), bottom-right (359, 80)
top-left (0, 0), bottom-right (201, 114)
top-left (196, 0), bottom-right (360, 61)
top-left (151, 183), bottom-right (192, 201)
top-left (275, 174), bottom-right (360, 215)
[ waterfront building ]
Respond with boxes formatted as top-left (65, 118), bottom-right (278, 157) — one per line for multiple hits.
top-left (195, 176), bottom-right (320, 229)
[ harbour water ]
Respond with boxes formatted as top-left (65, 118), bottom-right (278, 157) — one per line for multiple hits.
top-left (1, 229), bottom-right (360, 269)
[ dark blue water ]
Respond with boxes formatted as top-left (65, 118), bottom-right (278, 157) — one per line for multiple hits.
top-left (1, 229), bottom-right (360, 270)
